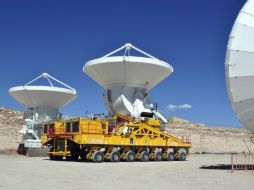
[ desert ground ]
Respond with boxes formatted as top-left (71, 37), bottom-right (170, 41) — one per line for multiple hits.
top-left (1, 107), bottom-right (254, 190)
top-left (0, 154), bottom-right (254, 190)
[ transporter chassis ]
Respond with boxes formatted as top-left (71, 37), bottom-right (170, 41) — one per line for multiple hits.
top-left (42, 114), bottom-right (191, 163)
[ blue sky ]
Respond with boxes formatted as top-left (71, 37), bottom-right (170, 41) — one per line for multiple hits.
top-left (0, 0), bottom-right (246, 127)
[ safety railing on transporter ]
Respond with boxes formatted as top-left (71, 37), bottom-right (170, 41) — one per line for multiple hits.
top-left (177, 135), bottom-right (191, 144)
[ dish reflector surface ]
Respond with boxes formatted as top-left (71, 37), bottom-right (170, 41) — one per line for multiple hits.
top-left (84, 56), bottom-right (172, 90)
top-left (84, 43), bottom-right (172, 118)
top-left (9, 86), bottom-right (76, 109)
top-left (9, 73), bottom-right (77, 109)
top-left (226, 0), bottom-right (254, 134)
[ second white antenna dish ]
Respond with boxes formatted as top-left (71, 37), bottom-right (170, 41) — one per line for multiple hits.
top-left (9, 73), bottom-right (77, 109)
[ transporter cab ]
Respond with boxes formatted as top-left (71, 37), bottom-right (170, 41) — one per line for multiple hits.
top-left (41, 114), bottom-right (191, 163)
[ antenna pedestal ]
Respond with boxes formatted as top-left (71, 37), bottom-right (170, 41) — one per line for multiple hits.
top-left (20, 107), bottom-right (60, 148)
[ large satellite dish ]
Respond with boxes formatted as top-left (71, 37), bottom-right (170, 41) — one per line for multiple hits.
top-left (9, 73), bottom-right (77, 148)
top-left (225, 0), bottom-right (254, 134)
top-left (10, 72), bottom-right (77, 111)
top-left (10, 85), bottom-right (76, 110)
top-left (85, 55), bottom-right (172, 90)
top-left (84, 43), bottom-right (173, 122)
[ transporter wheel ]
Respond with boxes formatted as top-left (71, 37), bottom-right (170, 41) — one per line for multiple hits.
top-left (154, 151), bottom-right (162, 161)
top-left (54, 156), bottom-right (63, 161)
top-left (49, 147), bottom-right (55, 160)
top-left (80, 149), bottom-right (88, 161)
top-left (166, 152), bottom-right (174, 161)
top-left (110, 151), bottom-right (120, 162)
top-left (71, 153), bottom-right (79, 161)
top-left (70, 145), bottom-right (80, 161)
top-left (125, 151), bottom-right (135, 162)
top-left (92, 151), bottom-right (104, 163)
top-left (179, 152), bottom-right (186, 161)
top-left (65, 156), bottom-right (73, 161)
top-left (49, 153), bottom-right (55, 160)
top-left (140, 151), bottom-right (149, 162)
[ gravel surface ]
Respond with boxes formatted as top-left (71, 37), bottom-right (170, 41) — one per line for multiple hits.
top-left (0, 154), bottom-right (254, 190)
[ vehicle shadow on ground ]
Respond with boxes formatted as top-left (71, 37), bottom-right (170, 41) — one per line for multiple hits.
top-left (42, 158), bottom-right (130, 164)
top-left (200, 164), bottom-right (231, 170)
top-left (42, 158), bottom-right (185, 164)
top-left (42, 158), bottom-right (94, 163)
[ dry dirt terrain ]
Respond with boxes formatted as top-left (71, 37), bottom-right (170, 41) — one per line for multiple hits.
top-left (0, 154), bottom-right (254, 190)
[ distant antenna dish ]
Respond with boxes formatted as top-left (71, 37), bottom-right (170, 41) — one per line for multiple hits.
top-left (84, 43), bottom-right (173, 123)
top-left (9, 73), bottom-right (77, 109)
top-left (225, 0), bottom-right (254, 134)
top-left (9, 73), bottom-right (77, 148)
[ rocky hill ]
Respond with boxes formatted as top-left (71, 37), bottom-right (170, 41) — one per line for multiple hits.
top-left (0, 107), bottom-right (24, 150)
top-left (166, 125), bottom-right (253, 154)
top-left (0, 107), bottom-right (253, 154)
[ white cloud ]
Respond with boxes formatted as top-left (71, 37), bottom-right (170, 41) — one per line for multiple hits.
top-left (167, 104), bottom-right (192, 111)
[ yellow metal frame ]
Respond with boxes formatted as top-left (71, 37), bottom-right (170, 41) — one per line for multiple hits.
top-left (41, 114), bottom-right (191, 158)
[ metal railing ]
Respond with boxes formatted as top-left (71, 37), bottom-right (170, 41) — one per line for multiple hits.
top-left (177, 135), bottom-right (191, 144)
top-left (231, 153), bottom-right (254, 174)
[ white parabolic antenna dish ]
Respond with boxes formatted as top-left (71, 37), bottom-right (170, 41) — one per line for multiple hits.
top-left (9, 73), bottom-right (77, 148)
top-left (226, 0), bottom-right (254, 134)
top-left (84, 55), bottom-right (172, 90)
top-left (9, 73), bottom-right (77, 109)
top-left (84, 43), bottom-right (173, 118)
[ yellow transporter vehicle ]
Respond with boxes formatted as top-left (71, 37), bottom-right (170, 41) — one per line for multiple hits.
top-left (41, 114), bottom-right (191, 163)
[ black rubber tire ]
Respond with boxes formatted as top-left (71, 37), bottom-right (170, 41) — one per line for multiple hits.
top-left (80, 149), bottom-right (88, 161)
top-left (54, 156), bottom-right (63, 161)
top-left (140, 151), bottom-right (149, 162)
top-left (179, 152), bottom-right (186, 161)
top-left (92, 151), bottom-right (104, 163)
top-left (125, 151), bottom-right (135, 162)
top-left (165, 152), bottom-right (175, 161)
top-left (166, 152), bottom-right (174, 161)
top-left (70, 145), bottom-right (80, 161)
top-left (49, 147), bottom-right (55, 160)
top-left (49, 153), bottom-right (55, 160)
top-left (154, 151), bottom-right (162, 161)
top-left (65, 156), bottom-right (73, 161)
top-left (110, 151), bottom-right (120, 162)
top-left (72, 154), bottom-right (80, 161)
